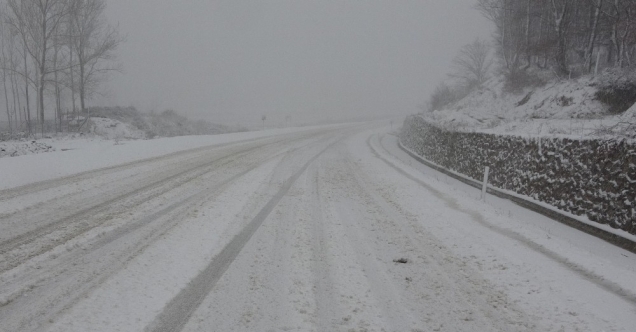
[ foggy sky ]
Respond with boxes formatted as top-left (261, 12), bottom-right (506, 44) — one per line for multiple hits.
top-left (102, 0), bottom-right (491, 126)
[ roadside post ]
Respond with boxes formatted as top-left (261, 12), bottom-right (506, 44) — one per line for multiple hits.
top-left (481, 166), bottom-right (490, 201)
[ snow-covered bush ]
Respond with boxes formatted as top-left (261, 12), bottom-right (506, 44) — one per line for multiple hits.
top-left (595, 82), bottom-right (636, 115)
top-left (90, 118), bottom-right (146, 140)
top-left (87, 106), bottom-right (149, 133)
top-left (84, 106), bottom-right (242, 139)
top-left (0, 140), bottom-right (55, 158)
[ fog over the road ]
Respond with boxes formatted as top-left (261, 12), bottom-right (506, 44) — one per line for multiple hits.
top-left (101, 0), bottom-right (490, 126)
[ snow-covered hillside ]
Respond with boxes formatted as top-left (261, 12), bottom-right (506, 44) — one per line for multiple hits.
top-left (424, 71), bottom-right (636, 139)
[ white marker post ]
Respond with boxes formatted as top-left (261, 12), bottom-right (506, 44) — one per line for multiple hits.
top-left (481, 166), bottom-right (490, 201)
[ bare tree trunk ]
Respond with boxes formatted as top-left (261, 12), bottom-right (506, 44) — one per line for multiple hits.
top-left (10, 72), bottom-right (18, 130)
top-left (23, 51), bottom-right (31, 135)
top-left (609, 0), bottom-right (621, 66)
top-left (525, 0), bottom-right (532, 67)
top-left (53, 42), bottom-right (61, 133)
top-left (618, 3), bottom-right (633, 67)
top-left (79, 61), bottom-right (85, 112)
top-left (11, 71), bottom-right (21, 132)
top-left (69, 31), bottom-right (75, 114)
top-left (3, 69), bottom-right (12, 136)
top-left (502, 0), bottom-right (510, 69)
top-left (38, 8), bottom-right (47, 137)
top-left (618, 29), bottom-right (630, 67)
top-left (69, 0), bottom-right (122, 115)
top-left (38, 69), bottom-right (45, 137)
top-left (551, 0), bottom-right (570, 75)
top-left (585, 0), bottom-right (603, 72)
top-left (0, 39), bottom-right (12, 135)
top-left (537, 8), bottom-right (547, 68)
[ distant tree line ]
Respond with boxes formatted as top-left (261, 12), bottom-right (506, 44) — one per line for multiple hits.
top-left (477, 0), bottom-right (636, 76)
top-left (0, 0), bottom-right (122, 137)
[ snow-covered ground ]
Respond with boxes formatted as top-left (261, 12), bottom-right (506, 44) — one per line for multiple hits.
top-left (0, 123), bottom-right (348, 190)
top-left (424, 73), bottom-right (636, 140)
top-left (0, 123), bottom-right (634, 331)
top-left (0, 114), bottom-right (238, 159)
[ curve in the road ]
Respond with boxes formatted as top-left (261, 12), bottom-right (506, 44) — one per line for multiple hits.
top-left (369, 133), bottom-right (636, 308)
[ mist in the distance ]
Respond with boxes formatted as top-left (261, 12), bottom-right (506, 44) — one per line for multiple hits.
top-left (102, 0), bottom-right (490, 126)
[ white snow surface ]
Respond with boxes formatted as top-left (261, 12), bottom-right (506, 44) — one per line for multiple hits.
top-left (0, 124), bottom-right (345, 190)
top-left (0, 117), bottom-right (147, 159)
top-left (424, 73), bottom-right (636, 140)
top-left (0, 122), bottom-right (635, 331)
top-left (0, 140), bottom-right (55, 158)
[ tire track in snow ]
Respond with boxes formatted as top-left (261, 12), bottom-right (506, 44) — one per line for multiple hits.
top-left (0, 144), bottom-right (266, 273)
top-left (0, 135), bottom-right (273, 200)
top-left (308, 165), bottom-right (346, 331)
top-left (342, 150), bottom-right (534, 331)
top-left (22, 160), bottom-right (271, 332)
top-left (0, 132), bottom-right (332, 274)
top-left (0, 132), bottom-right (332, 332)
top-left (0, 133), bottom-right (317, 225)
top-left (144, 137), bottom-right (344, 332)
top-left (368, 133), bottom-right (636, 308)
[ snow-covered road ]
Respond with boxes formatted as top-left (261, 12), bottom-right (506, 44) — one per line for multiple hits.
top-left (1, 123), bottom-right (635, 332)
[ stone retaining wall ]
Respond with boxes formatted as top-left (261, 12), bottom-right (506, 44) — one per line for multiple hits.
top-left (400, 115), bottom-right (636, 235)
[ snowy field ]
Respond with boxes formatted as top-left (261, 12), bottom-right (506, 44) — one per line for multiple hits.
top-left (0, 123), bottom-right (348, 190)
top-left (0, 122), bottom-right (634, 331)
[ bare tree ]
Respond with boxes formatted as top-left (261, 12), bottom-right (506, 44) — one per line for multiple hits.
top-left (68, 0), bottom-right (122, 113)
top-left (52, 19), bottom-right (64, 132)
top-left (4, 0), bottom-right (35, 134)
top-left (0, 0), bottom-right (122, 136)
top-left (477, 0), bottom-right (527, 72)
top-left (477, 0), bottom-right (636, 76)
top-left (477, 0), bottom-right (511, 68)
top-left (449, 39), bottom-right (493, 88)
top-left (608, 0), bottom-right (636, 67)
top-left (0, 13), bottom-right (13, 135)
top-left (585, 0), bottom-right (603, 72)
top-left (6, 0), bottom-right (68, 135)
top-left (549, 0), bottom-right (572, 75)
top-left (3, 23), bottom-right (25, 132)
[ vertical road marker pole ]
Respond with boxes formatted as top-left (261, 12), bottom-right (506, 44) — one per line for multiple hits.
top-left (481, 166), bottom-right (490, 201)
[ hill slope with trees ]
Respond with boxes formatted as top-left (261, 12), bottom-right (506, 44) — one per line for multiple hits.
top-left (422, 0), bottom-right (636, 139)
